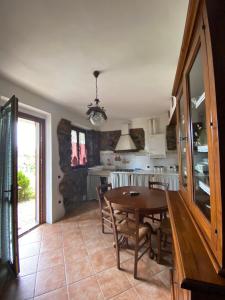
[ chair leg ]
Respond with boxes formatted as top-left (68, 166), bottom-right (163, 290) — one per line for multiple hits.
top-left (134, 242), bottom-right (139, 279)
top-left (162, 232), bottom-right (168, 248)
top-left (148, 232), bottom-right (152, 259)
top-left (101, 214), bottom-right (105, 234)
top-left (115, 238), bottom-right (121, 270)
top-left (157, 228), bottom-right (161, 264)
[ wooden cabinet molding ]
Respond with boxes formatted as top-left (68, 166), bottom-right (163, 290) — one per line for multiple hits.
top-left (167, 191), bottom-right (225, 299)
top-left (173, 0), bottom-right (225, 276)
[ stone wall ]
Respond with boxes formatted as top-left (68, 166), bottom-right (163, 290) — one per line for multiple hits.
top-left (57, 119), bottom-right (88, 212)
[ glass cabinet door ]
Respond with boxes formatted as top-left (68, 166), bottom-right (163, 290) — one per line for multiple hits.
top-left (188, 48), bottom-right (211, 222)
top-left (178, 94), bottom-right (187, 187)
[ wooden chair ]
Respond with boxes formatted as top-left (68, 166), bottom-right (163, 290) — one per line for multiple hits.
top-left (156, 215), bottom-right (172, 264)
top-left (106, 199), bottom-right (152, 279)
top-left (96, 184), bottom-right (113, 233)
top-left (148, 181), bottom-right (169, 223)
top-left (147, 184), bottom-right (172, 263)
top-left (96, 184), bottom-right (126, 234)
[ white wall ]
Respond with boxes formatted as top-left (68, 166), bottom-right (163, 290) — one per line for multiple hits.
top-left (0, 76), bottom-right (91, 223)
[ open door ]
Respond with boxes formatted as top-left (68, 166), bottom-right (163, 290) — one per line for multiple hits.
top-left (0, 95), bottom-right (19, 277)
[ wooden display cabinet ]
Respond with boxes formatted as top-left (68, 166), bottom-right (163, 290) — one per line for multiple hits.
top-left (168, 0), bottom-right (225, 299)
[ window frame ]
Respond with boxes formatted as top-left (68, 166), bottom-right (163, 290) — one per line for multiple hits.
top-left (71, 125), bottom-right (87, 169)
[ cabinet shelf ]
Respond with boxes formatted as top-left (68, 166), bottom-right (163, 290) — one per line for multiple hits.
top-left (198, 180), bottom-right (210, 196)
top-left (191, 92), bottom-right (205, 109)
top-left (197, 145), bottom-right (208, 152)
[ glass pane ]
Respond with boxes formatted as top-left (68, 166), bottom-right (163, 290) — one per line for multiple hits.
top-left (189, 48), bottom-right (210, 222)
top-left (79, 132), bottom-right (87, 165)
top-left (71, 130), bottom-right (78, 166)
top-left (0, 96), bottom-right (18, 273)
top-left (179, 94), bottom-right (187, 187)
top-left (18, 118), bottom-right (39, 235)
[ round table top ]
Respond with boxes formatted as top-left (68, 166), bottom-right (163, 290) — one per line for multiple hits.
top-left (104, 186), bottom-right (168, 213)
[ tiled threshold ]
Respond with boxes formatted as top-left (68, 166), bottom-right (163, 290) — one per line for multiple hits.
top-left (2, 201), bottom-right (171, 300)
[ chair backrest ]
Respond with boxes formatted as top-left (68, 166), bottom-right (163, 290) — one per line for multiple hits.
top-left (148, 181), bottom-right (169, 191)
top-left (96, 183), bottom-right (112, 210)
top-left (105, 197), bottom-right (140, 241)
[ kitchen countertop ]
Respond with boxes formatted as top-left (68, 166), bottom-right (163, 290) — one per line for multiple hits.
top-left (88, 169), bottom-right (178, 176)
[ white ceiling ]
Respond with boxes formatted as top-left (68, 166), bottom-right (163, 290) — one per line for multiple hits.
top-left (0, 0), bottom-right (188, 120)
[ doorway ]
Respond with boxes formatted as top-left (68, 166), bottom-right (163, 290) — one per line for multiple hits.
top-left (17, 112), bottom-right (45, 235)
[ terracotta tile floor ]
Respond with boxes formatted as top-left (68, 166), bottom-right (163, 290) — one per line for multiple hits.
top-left (2, 201), bottom-right (171, 300)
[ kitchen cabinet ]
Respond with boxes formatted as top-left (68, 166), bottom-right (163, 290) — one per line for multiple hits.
top-left (168, 1), bottom-right (225, 299)
top-left (111, 171), bottom-right (179, 191)
top-left (87, 170), bottom-right (111, 200)
top-left (149, 134), bottom-right (166, 157)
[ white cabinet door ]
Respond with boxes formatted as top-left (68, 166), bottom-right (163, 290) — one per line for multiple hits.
top-left (149, 134), bottom-right (166, 157)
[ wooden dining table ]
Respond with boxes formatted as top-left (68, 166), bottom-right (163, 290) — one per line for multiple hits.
top-left (104, 186), bottom-right (168, 215)
top-left (104, 186), bottom-right (168, 259)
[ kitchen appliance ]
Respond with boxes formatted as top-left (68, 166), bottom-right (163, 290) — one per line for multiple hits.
top-left (115, 124), bottom-right (136, 152)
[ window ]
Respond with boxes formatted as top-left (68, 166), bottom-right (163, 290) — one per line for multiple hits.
top-left (71, 127), bottom-right (87, 167)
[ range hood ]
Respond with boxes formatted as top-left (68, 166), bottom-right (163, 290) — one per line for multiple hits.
top-left (115, 124), bottom-right (137, 152)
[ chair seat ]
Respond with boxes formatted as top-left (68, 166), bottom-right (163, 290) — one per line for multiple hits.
top-left (117, 219), bottom-right (149, 240)
top-left (102, 205), bottom-right (126, 215)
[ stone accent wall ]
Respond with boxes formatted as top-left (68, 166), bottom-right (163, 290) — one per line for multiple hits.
top-left (57, 119), bottom-right (88, 212)
top-left (86, 130), bottom-right (100, 167)
top-left (100, 128), bottom-right (145, 151)
top-left (130, 128), bottom-right (145, 150)
top-left (57, 119), bottom-right (71, 172)
top-left (100, 130), bottom-right (121, 151)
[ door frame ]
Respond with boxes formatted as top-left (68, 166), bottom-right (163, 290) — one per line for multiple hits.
top-left (18, 112), bottom-right (46, 233)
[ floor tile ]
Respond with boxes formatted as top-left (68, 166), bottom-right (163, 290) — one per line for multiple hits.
top-left (60, 222), bottom-right (79, 232)
top-left (134, 277), bottom-right (171, 300)
top-left (97, 267), bottom-right (131, 299)
top-left (35, 265), bottom-right (66, 296)
top-left (19, 255), bottom-right (38, 276)
top-left (10, 201), bottom-right (171, 300)
top-left (2, 273), bottom-right (36, 300)
top-left (85, 237), bottom-right (108, 255)
top-left (154, 269), bottom-right (171, 289)
top-left (112, 287), bottom-right (140, 300)
top-left (40, 237), bottom-right (63, 253)
top-left (68, 276), bottom-right (103, 300)
top-left (34, 286), bottom-right (68, 300)
top-left (38, 248), bottom-right (64, 271)
top-left (63, 231), bottom-right (83, 248)
top-left (118, 248), bottom-right (134, 264)
top-left (19, 229), bottom-right (42, 245)
top-left (65, 256), bottom-right (94, 284)
top-left (42, 223), bottom-right (63, 235)
top-left (101, 233), bottom-right (114, 248)
top-left (42, 231), bottom-right (63, 241)
top-left (89, 247), bottom-right (116, 273)
top-left (64, 242), bottom-right (88, 263)
top-left (19, 241), bottom-right (41, 259)
top-left (121, 256), bottom-right (166, 286)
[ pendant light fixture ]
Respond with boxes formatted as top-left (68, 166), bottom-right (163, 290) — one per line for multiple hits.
top-left (86, 70), bottom-right (107, 127)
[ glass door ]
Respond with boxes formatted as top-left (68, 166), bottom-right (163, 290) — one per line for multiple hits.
top-left (178, 93), bottom-right (188, 188)
top-left (0, 95), bottom-right (19, 275)
top-left (17, 113), bottom-right (45, 235)
top-left (188, 47), bottom-right (211, 222)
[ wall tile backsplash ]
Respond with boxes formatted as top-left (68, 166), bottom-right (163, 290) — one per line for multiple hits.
top-left (100, 151), bottom-right (178, 170)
